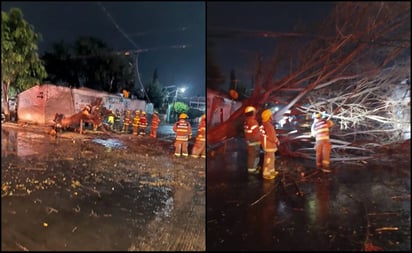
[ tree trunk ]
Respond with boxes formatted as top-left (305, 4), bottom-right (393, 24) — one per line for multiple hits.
top-left (2, 81), bottom-right (10, 121)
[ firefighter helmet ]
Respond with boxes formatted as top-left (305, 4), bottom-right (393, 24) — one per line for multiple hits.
top-left (201, 114), bottom-right (206, 119)
top-left (179, 113), bottom-right (188, 119)
top-left (261, 109), bottom-right (273, 122)
top-left (244, 106), bottom-right (256, 114)
top-left (142, 111), bottom-right (146, 115)
top-left (312, 112), bottom-right (321, 119)
top-left (153, 110), bottom-right (158, 114)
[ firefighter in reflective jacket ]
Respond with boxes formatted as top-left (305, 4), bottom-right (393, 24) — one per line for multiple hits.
top-left (122, 110), bottom-right (131, 133)
top-left (132, 110), bottom-right (140, 135)
top-left (191, 114), bottom-right (206, 158)
top-left (243, 106), bottom-right (261, 174)
top-left (311, 112), bottom-right (334, 172)
top-left (173, 113), bottom-right (192, 157)
top-left (114, 109), bottom-right (121, 131)
top-left (107, 110), bottom-right (115, 130)
top-left (150, 111), bottom-right (161, 138)
top-left (259, 109), bottom-right (280, 180)
top-left (138, 111), bottom-right (148, 136)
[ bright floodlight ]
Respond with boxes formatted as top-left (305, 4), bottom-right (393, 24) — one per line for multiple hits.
top-left (180, 87), bottom-right (186, 93)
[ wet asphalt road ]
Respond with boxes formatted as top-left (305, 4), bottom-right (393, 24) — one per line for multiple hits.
top-left (1, 123), bottom-right (205, 251)
top-left (206, 138), bottom-right (411, 251)
top-left (1, 123), bottom-right (409, 251)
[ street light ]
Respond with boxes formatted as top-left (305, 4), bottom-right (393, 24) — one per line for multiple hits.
top-left (172, 87), bottom-right (186, 121)
top-left (175, 87), bottom-right (186, 98)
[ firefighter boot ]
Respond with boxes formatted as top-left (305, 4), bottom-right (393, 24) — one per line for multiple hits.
top-left (263, 168), bottom-right (278, 180)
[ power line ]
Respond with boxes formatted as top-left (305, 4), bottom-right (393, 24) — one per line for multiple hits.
top-left (96, 2), bottom-right (192, 105)
top-left (97, 2), bottom-right (150, 103)
top-left (97, 2), bottom-right (140, 49)
top-left (126, 26), bottom-right (191, 37)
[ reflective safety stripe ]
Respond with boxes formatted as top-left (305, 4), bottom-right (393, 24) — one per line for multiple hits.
top-left (314, 120), bottom-right (330, 141)
top-left (247, 141), bottom-right (261, 146)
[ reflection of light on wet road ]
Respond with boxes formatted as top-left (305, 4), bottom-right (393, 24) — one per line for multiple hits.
top-left (138, 174), bottom-right (174, 219)
top-left (92, 138), bottom-right (126, 150)
top-left (155, 195), bottom-right (174, 218)
top-left (2, 129), bottom-right (49, 157)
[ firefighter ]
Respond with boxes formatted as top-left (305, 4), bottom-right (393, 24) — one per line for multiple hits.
top-left (122, 110), bottom-right (131, 133)
top-left (150, 111), bottom-right (161, 138)
top-left (311, 111), bottom-right (334, 172)
top-left (138, 111), bottom-right (148, 136)
top-left (259, 109), bottom-right (280, 180)
top-left (91, 106), bottom-right (103, 131)
top-left (191, 114), bottom-right (206, 158)
top-left (243, 106), bottom-right (262, 174)
top-left (132, 110), bottom-right (140, 135)
top-left (173, 113), bottom-right (192, 157)
top-left (82, 105), bottom-right (91, 115)
top-left (114, 109), bottom-right (121, 131)
top-left (107, 110), bottom-right (115, 130)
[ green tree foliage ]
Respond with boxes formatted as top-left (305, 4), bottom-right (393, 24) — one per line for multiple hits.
top-left (144, 68), bottom-right (166, 109)
top-left (41, 40), bottom-right (78, 87)
top-left (41, 36), bottom-right (136, 93)
top-left (1, 8), bottom-right (47, 119)
top-left (173, 101), bottom-right (189, 115)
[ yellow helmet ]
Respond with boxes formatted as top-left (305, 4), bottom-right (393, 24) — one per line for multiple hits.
top-left (201, 114), bottom-right (206, 119)
top-left (261, 109), bottom-right (273, 122)
top-left (312, 112), bottom-right (321, 119)
top-left (244, 106), bottom-right (256, 114)
top-left (135, 110), bottom-right (140, 114)
top-left (142, 111), bottom-right (146, 115)
top-left (179, 113), bottom-right (188, 119)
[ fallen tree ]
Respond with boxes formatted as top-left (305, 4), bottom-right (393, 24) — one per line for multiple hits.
top-left (207, 2), bottom-right (410, 162)
top-left (52, 98), bottom-right (107, 134)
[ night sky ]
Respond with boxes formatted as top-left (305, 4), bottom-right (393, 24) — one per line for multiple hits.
top-left (207, 2), bottom-right (335, 90)
top-left (1, 1), bottom-right (205, 97)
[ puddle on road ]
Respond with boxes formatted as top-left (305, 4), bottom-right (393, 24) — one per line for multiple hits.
top-left (138, 174), bottom-right (174, 218)
top-left (2, 168), bottom-right (175, 251)
top-left (1, 128), bottom-right (181, 251)
top-left (2, 128), bottom-right (51, 157)
top-left (91, 138), bottom-right (126, 151)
